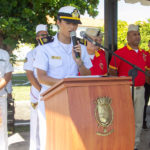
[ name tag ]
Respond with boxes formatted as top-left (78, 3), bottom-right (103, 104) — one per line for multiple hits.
top-left (51, 56), bottom-right (61, 59)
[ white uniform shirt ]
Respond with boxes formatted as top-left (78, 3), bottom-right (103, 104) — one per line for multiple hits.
top-left (33, 34), bottom-right (92, 93)
top-left (0, 49), bottom-right (13, 96)
top-left (24, 46), bottom-right (40, 103)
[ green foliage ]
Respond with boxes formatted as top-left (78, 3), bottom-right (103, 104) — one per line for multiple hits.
top-left (0, 0), bottom-right (99, 52)
top-left (117, 20), bottom-right (128, 49)
top-left (135, 20), bottom-right (150, 51)
top-left (10, 53), bottom-right (17, 65)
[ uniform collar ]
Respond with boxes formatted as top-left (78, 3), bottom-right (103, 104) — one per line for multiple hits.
top-left (126, 43), bottom-right (142, 52)
top-left (55, 33), bottom-right (72, 54)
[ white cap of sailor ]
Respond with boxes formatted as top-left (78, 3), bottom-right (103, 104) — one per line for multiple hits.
top-left (36, 24), bottom-right (48, 34)
top-left (57, 6), bottom-right (82, 24)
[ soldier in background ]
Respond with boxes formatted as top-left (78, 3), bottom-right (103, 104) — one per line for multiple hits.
top-left (109, 24), bottom-right (149, 150)
top-left (24, 24), bottom-right (53, 150)
top-left (0, 48), bottom-right (13, 150)
top-left (85, 28), bottom-right (107, 76)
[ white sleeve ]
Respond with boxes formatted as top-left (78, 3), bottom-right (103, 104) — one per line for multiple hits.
top-left (81, 45), bottom-right (93, 69)
top-left (33, 47), bottom-right (49, 71)
top-left (5, 52), bottom-right (13, 73)
top-left (24, 50), bottom-right (34, 71)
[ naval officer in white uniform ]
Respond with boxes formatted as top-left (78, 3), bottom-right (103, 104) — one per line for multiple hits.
top-left (24, 24), bottom-right (53, 150)
top-left (0, 49), bottom-right (13, 150)
top-left (33, 6), bottom-right (92, 150)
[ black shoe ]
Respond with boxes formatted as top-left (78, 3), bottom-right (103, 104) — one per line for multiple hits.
top-left (134, 149), bottom-right (138, 150)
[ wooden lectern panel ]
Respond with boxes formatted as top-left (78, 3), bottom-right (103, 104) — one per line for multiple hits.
top-left (42, 77), bottom-right (135, 150)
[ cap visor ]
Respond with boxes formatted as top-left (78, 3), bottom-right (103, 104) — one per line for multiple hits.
top-left (63, 19), bottom-right (82, 24)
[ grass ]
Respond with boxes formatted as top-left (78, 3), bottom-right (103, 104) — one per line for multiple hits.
top-left (15, 125), bottom-right (30, 133)
top-left (8, 73), bottom-right (30, 134)
top-left (12, 73), bottom-right (30, 101)
top-left (12, 86), bottom-right (30, 101)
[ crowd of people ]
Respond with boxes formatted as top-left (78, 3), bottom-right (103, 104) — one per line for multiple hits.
top-left (0, 5), bottom-right (150, 150)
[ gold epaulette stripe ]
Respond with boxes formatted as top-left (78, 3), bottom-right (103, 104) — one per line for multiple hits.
top-left (109, 65), bottom-right (118, 70)
top-left (103, 73), bottom-right (108, 76)
top-left (39, 38), bottom-right (44, 45)
top-left (127, 43), bottom-right (141, 51)
top-left (95, 50), bottom-right (100, 57)
top-left (145, 66), bottom-right (150, 71)
top-left (60, 16), bottom-right (80, 20)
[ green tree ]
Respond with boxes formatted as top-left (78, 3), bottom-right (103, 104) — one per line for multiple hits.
top-left (136, 19), bottom-right (150, 51)
top-left (117, 20), bottom-right (128, 49)
top-left (0, 0), bottom-right (99, 53)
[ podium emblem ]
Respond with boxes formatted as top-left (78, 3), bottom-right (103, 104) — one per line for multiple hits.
top-left (94, 97), bottom-right (114, 136)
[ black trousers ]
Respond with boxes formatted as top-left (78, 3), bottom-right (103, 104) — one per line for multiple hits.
top-left (143, 83), bottom-right (150, 126)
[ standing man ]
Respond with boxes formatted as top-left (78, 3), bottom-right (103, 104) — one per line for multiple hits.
top-left (33, 6), bottom-right (92, 150)
top-left (109, 24), bottom-right (149, 150)
top-left (0, 48), bottom-right (13, 150)
top-left (24, 24), bottom-right (53, 150)
top-left (85, 28), bottom-right (107, 75)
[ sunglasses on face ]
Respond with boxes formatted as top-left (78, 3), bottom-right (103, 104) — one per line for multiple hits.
top-left (37, 34), bottom-right (48, 37)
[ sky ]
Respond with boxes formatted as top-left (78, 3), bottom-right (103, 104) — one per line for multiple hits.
top-left (82, 0), bottom-right (150, 23)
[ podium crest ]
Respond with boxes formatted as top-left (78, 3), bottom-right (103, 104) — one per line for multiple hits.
top-left (94, 97), bottom-right (114, 136)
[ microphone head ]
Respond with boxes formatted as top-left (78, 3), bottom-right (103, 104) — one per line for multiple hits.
top-left (70, 31), bottom-right (76, 37)
top-left (80, 31), bottom-right (85, 38)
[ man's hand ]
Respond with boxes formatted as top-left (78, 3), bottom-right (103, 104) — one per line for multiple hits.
top-left (0, 72), bottom-right (12, 90)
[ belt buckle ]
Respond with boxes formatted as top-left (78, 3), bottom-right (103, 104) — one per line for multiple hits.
top-left (31, 102), bottom-right (38, 109)
top-left (135, 86), bottom-right (141, 89)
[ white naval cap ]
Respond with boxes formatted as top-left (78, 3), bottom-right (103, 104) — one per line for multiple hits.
top-left (128, 24), bottom-right (139, 32)
top-left (85, 28), bottom-right (103, 37)
top-left (36, 24), bottom-right (48, 34)
top-left (57, 6), bottom-right (81, 24)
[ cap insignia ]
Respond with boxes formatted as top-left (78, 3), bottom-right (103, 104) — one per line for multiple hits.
top-left (71, 9), bottom-right (79, 19)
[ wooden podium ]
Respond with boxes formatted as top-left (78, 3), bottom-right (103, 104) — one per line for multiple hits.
top-left (41, 76), bottom-right (135, 150)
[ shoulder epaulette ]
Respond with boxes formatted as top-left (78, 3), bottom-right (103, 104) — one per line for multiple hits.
top-left (38, 36), bottom-right (54, 45)
top-left (77, 37), bottom-right (87, 46)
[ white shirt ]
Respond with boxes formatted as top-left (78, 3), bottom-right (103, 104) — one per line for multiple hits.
top-left (33, 34), bottom-right (92, 93)
top-left (24, 46), bottom-right (40, 102)
top-left (0, 49), bottom-right (13, 96)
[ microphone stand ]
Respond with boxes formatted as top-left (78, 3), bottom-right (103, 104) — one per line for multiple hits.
top-left (95, 42), bottom-right (149, 105)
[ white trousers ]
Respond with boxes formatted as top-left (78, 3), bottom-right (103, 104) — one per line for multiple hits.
top-left (38, 100), bottom-right (46, 150)
top-left (0, 95), bottom-right (8, 150)
top-left (133, 86), bottom-right (145, 149)
top-left (30, 104), bottom-right (40, 150)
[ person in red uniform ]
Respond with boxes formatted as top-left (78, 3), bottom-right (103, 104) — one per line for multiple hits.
top-left (109, 24), bottom-right (149, 150)
top-left (85, 28), bottom-right (107, 76)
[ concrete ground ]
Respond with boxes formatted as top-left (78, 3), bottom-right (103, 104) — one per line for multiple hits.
top-left (8, 101), bottom-right (150, 150)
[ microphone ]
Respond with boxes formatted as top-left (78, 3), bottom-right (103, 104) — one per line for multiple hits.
top-left (70, 31), bottom-right (80, 58)
top-left (80, 31), bottom-right (98, 46)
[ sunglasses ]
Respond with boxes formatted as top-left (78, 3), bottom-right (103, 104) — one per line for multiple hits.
top-left (37, 34), bottom-right (48, 37)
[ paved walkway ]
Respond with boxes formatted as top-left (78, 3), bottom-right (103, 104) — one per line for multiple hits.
top-left (8, 101), bottom-right (150, 150)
